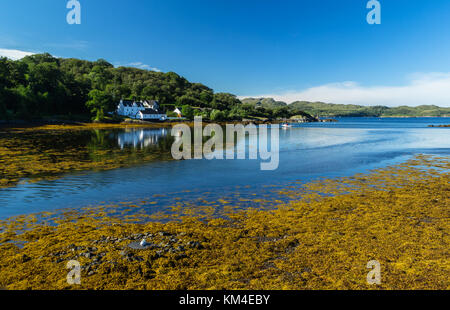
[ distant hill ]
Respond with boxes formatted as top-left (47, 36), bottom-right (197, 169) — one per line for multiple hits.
top-left (241, 98), bottom-right (288, 108)
top-left (241, 99), bottom-right (450, 117)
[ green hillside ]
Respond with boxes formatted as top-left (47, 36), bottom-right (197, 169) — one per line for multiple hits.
top-left (0, 54), bottom-right (315, 122)
top-left (289, 101), bottom-right (450, 117)
top-left (241, 99), bottom-right (450, 117)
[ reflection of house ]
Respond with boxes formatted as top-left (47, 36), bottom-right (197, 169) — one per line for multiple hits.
top-left (117, 128), bottom-right (168, 149)
top-left (116, 99), bottom-right (167, 121)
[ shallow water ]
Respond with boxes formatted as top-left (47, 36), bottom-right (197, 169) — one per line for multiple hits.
top-left (0, 117), bottom-right (449, 219)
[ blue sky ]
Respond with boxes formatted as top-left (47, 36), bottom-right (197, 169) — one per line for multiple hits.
top-left (1, 0), bottom-right (450, 106)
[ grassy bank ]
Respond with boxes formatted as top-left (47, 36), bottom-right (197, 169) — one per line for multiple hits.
top-left (0, 155), bottom-right (448, 290)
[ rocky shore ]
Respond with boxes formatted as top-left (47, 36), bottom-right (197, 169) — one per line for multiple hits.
top-left (49, 232), bottom-right (205, 278)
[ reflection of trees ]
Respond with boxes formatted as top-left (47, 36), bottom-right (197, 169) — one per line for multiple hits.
top-left (85, 128), bottom-right (175, 163)
top-left (0, 128), bottom-right (176, 187)
top-left (172, 125), bottom-right (252, 158)
top-left (86, 129), bottom-right (116, 155)
top-left (117, 128), bottom-right (170, 149)
top-left (83, 126), bottom-right (263, 163)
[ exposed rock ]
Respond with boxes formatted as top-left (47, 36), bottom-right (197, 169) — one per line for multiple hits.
top-left (127, 241), bottom-right (157, 250)
top-left (83, 252), bottom-right (92, 259)
top-left (187, 241), bottom-right (204, 249)
top-left (175, 254), bottom-right (188, 260)
top-left (159, 231), bottom-right (172, 237)
top-left (20, 254), bottom-right (31, 263)
top-left (151, 251), bottom-right (164, 259)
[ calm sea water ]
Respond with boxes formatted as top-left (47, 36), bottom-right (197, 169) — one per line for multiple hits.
top-left (0, 117), bottom-right (449, 219)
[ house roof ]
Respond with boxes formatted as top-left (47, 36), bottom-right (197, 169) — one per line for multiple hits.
top-left (120, 100), bottom-right (134, 107)
top-left (144, 100), bottom-right (159, 105)
top-left (120, 100), bottom-right (150, 108)
top-left (139, 108), bottom-right (164, 115)
top-left (134, 102), bottom-right (145, 108)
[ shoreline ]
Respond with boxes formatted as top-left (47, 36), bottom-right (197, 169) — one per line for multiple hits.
top-left (2, 115), bottom-right (449, 131)
top-left (428, 124), bottom-right (450, 128)
top-left (0, 155), bottom-right (448, 290)
top-left (0, 118), bottom-right (321, 131)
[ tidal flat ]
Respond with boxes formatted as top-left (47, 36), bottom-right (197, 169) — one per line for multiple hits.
top-left (0, 155), bottom-right (448, 290)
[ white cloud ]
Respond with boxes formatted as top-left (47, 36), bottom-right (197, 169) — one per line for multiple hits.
top-left (243, 73), bottom-right (450, 107)
top-left (0, 48), bottom-right (35, 60)
top-left (124, 62), bottom-right (161, 72)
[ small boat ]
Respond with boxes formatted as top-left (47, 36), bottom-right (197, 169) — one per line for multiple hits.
top-left (281, 123), bottom-right (292, 129)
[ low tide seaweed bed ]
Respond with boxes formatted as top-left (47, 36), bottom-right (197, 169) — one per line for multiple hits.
top-left (0, 155), bottom-right (448, 290)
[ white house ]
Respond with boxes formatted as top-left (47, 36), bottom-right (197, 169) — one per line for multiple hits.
top-left (143, 100), bottom-right (160, 110)
top-left (136, 108), bottom-right (167, 121)
top-left (117, 99), bottom-right (167, 121)
top-left (117, 100), bottom-right (142, 117)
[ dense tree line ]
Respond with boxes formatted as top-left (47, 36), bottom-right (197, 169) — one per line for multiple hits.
top-left (0, 54), bottom-right (246, 121)
top-left (0, 53), bottom-right (317, 122)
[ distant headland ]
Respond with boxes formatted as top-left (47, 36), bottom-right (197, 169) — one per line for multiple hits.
top-left (240, 98), bottom-right (450, 118)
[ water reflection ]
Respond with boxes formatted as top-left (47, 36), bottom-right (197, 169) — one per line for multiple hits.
top-left (117, 128), bottom-right (169, 149)
top-left (0, 118), bottom-right (449, 219)
top-left (83, 128), bottom-right (176, 158)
